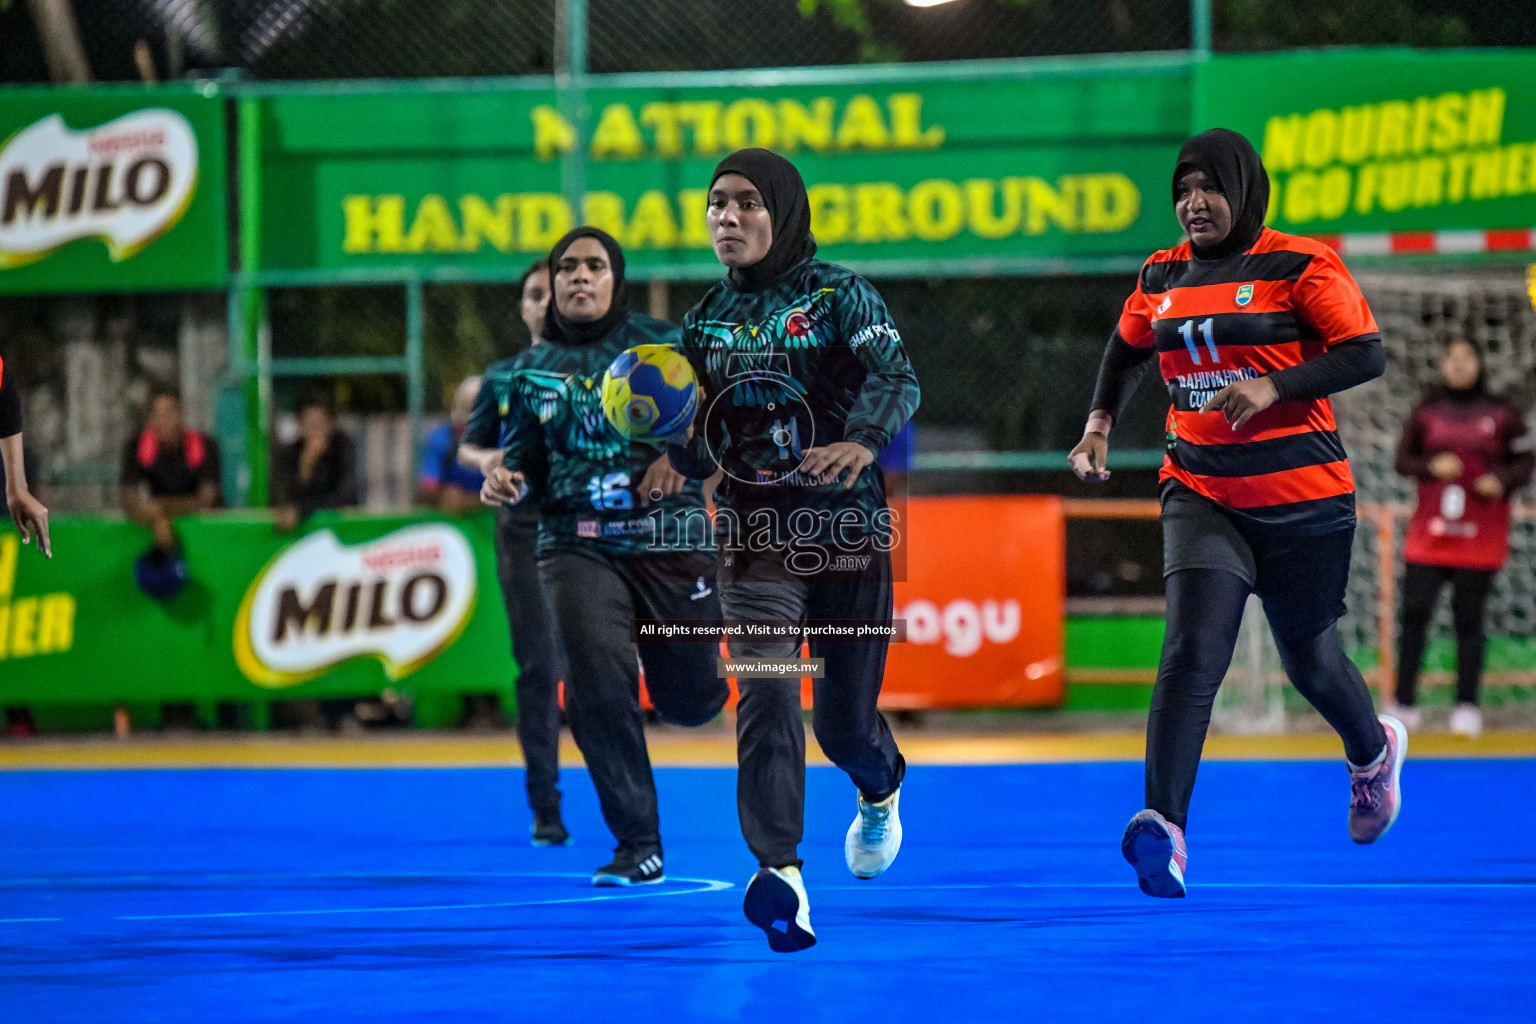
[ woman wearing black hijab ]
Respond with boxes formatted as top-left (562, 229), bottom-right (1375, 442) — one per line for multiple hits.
top-left (1069, 128), bottom-right (1403, 898)
top-left (1389, 338), bottom-right (1532, 738)
top-left (668, 148), bottom-right (921, 952)
top-left (481, 227), bottom-right (726, 886)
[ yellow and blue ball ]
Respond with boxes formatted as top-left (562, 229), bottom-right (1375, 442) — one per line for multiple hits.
top-left (601, 344), bottom-right (699, 442)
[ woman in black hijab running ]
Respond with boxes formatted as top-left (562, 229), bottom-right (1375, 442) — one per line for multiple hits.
top-left (669, 149), bottom-right (920, 951)
top-left (482, 228), bottom-right (726, 886)
top-left (1070, 129), bottom-right (1406, 898)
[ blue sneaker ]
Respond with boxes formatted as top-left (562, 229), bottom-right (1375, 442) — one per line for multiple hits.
top-left (845, 786), bottom-right (903, 879)
top-left (1121, 809), bottom-right (1188, 899)
top-left (743, 866), bottom-right (817, 953)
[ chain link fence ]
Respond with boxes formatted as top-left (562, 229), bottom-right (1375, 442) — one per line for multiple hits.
top-left (1335, 270), bottom-right (1536, 690)
top-left (414, 272), bottom-right (1149, 453)
top-left (6, 0), bottom-right (1536, 84)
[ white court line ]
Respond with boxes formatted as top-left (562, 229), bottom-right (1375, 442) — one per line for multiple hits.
top-left (4, 871), bottom-right (662, 886)
top-left (0, 917), bottom-right (64, 923)
top-left (117, 876), bottom-right (735, 922)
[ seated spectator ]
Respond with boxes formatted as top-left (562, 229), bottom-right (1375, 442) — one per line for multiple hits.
top-left (119, 387), bottom-right (222, 731)
top-left (420, 376), bottom-right (487, 514)
top-left (120, 387), bottom-right (222, 553)
top-left (272, 387), bottom-right (359, 532)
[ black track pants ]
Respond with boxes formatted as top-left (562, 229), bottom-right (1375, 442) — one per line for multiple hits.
top-left (1395, 562), bottom-right (1496, 707)
top-left (540, 545), bottom-right (726, 854)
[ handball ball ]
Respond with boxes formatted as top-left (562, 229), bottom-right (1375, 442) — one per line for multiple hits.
top-left (601, 344), bottom-right (699, 441)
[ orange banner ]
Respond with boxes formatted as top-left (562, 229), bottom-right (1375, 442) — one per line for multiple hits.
top-left (639, 494), bottom-right (1065, 711)
top-left (883, 495), bottom-right (1065, 708)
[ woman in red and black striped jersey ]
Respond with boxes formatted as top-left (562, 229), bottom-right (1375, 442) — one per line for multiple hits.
top-left (1070, 129), bottom-right (1406, 899)
top-left (1389, 339), bottom-right (1532, 739)
top-left (0, 351), bottom-right (50, 557)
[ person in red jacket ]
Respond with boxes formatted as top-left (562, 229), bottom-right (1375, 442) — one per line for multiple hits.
top-left (1389, 339), bottom-right (1533, 738)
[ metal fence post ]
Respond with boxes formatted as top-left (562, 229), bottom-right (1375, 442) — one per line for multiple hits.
top-left (405, 276), bottom-right (426, 487)
top-left (238, 92), bottom-right (270, 507)
top-left (1191, 0), bottom-right (1212, 59)
top-left (556, 0), bottom-right (590, 220)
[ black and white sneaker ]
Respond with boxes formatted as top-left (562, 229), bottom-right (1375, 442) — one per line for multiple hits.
top-left (743, 866), bottom-right (816, 953)
top-left (531, 808), bottom-right (571, 847)
top-left (592, 847), bottom-right (664, 886)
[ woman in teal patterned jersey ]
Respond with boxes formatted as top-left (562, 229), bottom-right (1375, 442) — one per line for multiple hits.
top-left (668, 149), bottom-right (921, 952)
top-left (481, 228), bottom-right (726, 887)
top-left (459, 259), bottom-right (571, 848)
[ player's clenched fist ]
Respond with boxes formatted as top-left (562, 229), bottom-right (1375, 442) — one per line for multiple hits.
top-left (481, 466), bottom-right (526, 506)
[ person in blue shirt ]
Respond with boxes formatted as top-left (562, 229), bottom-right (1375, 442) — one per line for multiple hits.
top-left (420, 376), bottom-right (489, 512)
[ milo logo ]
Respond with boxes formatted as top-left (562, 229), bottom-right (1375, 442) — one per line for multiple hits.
top-left (0, 109), bottom-right (198, 268)
top-left (234, 525), bottom-right (478, 688)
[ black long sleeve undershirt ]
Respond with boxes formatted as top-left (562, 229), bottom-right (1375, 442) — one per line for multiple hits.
top-left (1266, 334), bottom-right (1385, 403)
top-left (0, 359), bottom-right (21, 439)
top-left (1088, 329), bottom-right (1154, 423)
top-left (1088, 331), bottom-right (1385, 423)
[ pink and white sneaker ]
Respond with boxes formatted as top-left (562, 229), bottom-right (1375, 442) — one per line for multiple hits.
top-left (1349, 714), bottom-right (1408, 844)
top-left (1121, 809), bottom-right (1187, 898)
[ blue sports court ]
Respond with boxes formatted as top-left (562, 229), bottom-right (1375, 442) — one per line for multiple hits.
top-left (3, 756), bottom-right (1532, 1023)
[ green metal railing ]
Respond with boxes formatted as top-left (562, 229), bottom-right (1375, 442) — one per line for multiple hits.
top-left (219, 0), bottom-right (1211, 506)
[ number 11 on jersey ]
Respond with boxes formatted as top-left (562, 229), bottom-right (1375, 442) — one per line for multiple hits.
top-left (1179, 318), bottom-right (1219, 365)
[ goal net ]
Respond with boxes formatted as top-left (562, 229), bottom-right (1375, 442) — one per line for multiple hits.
top-left (1214, 266), bottom-right (1535, 732)
top-left (1338, 268), bottom-right (1536, 697)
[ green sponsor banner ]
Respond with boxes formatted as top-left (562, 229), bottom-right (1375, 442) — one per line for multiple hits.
top-left (1201, 50), bottom-right (1536, 236)
top-left (0, 512), bottom-right (515, 705)
top-left (255, 59), bottom-right (1192, 278)
top-left (0, 85), bottom-right (229, 294)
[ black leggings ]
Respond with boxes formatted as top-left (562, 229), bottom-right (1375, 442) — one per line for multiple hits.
top-left (1395, 562), bottom-right (1496, 707)
top-left (1146, 568), bottom-right (1386, 832)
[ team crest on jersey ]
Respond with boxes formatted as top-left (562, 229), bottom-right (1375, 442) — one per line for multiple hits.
top-left (1235, 284), bottom-right (1254, 307)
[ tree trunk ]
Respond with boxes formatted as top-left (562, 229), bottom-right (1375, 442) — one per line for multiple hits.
top-left (26, 0), bottom-right (92, 84)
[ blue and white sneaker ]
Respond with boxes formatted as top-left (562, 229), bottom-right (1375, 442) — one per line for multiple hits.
top-left (1121, 809), bottom-right (1188, 899)
top-left (845, 786), bottom-right (902, 879)
top-left (592, 847), bottom-right (664, 887)
top-left (743, 866), bottom-right (816, 953)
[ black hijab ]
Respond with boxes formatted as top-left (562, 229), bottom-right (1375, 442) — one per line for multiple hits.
top-left (1173, 128), bottom-right (1269, 261)
top-left (1429, 340), bottom-right (1489, 405)
top-left (542, 227), bottom-right (628, 345)
top-left (711, 148), bottom-right (817, 291)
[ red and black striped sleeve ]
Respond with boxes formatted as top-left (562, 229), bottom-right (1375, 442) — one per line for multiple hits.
top-left (1267, 245), bottom-right (1384, 403)
top-left (0, 354), bottom-right (22, 440)
top-left (1292, 244), bottom-right (1379, 346)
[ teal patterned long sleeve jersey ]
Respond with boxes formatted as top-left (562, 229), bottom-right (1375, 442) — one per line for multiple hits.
top-left (476, 315), bottom-right (709, 556)
top-left (671, 259), bottom-right (919, 544)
